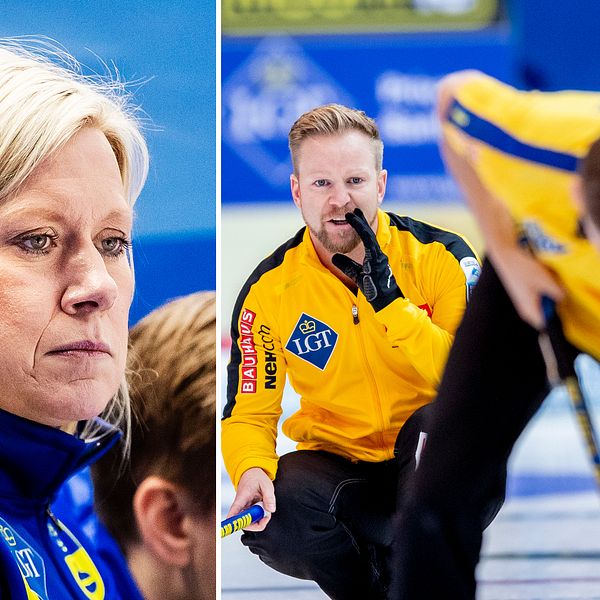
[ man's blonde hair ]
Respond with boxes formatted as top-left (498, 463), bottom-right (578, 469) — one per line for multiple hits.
top-left (288, 103), bottom-right (383, 174)
top-left (0, 39), bottom-right (150, 444)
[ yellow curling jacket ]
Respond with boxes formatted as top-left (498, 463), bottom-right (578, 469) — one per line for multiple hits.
top-left (222, 210), bottom-right (479, 487)
top-left (444, 73), bottom-right (600, 359)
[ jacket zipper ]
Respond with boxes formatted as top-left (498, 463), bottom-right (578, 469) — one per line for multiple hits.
top-left (43, 505), bottom-right (90, 598)
top-left (351, 298), bottom-right (388, 453)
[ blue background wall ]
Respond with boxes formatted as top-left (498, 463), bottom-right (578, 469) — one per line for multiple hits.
top-left (222, 29), bottom-right (512, 205)
top-left (0, 1), bottom-right (216, 324)
top-left (223, 0), bottom-right (600, 207)
top-left (508, 0), bottom-right (600, 91)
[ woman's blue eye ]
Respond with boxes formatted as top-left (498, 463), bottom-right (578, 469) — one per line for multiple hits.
top-left (19, 233), bottom-right (56, 254)
top-left (26, 235), bottom-right (51, 250)
top-left (100, 237), bottom-right (131, 257)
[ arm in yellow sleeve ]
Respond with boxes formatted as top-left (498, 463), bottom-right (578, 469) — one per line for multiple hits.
top-left (374, 246), bottom-right (475, 388)
top-left (437, 72), bottom-right (565, 329)
top-left (221, 286), bottom-right (287, 487)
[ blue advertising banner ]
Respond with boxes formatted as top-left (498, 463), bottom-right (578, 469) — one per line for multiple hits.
top-left (222, 30), bottom-right (512, 204)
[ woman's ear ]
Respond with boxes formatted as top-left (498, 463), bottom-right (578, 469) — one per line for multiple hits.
top-left (133, 476), bottom-right (192, 568)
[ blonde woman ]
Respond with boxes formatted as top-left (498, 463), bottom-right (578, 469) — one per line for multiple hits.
top-left (0, 40), bottom-right (147, 599)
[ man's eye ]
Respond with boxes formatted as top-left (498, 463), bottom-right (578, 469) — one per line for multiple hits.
top-left (349, 177), bottom-right (363, 184)
top-left (314, 179), bottom-right (327, 187)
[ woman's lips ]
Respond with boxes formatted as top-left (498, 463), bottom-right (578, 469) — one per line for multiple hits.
top-left (47, 340), bottom-right (111, 357)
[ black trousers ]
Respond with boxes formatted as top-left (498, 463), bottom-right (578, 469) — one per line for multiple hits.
top-left (242, 404), bottom-right (433, 600)
top-left (390, 259), bottom-right (577, 599)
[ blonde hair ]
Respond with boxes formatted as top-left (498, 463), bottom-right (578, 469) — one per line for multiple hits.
top-left (94, 292), bottom-right (216, 551)
top-left (0, 39), bottom-right (150, 444)
top-left (288, 103), bottom-right (383, 175)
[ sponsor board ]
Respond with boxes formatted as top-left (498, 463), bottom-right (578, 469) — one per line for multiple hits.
top-left (223, 0), bottom-right (497, 34)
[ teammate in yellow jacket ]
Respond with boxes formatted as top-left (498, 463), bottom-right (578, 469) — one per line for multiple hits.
top-left (222, 104), bottom-right (492, 599)
top-left (391, 72), bottom-right (600, 599)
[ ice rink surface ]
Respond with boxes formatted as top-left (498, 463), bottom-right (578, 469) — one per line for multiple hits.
top-left (221, 355), bottom-right (600, 600)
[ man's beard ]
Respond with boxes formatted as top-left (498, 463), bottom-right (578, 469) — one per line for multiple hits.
top-left (308, 222), bottom-right (361, 254)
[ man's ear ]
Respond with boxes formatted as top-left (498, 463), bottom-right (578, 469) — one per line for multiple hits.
top-left (133, 476), bottom-right (192, 568)
top-left (291, 173), bottom-right (301, 209)
top-left (377, 169), bottom-right (387, 206)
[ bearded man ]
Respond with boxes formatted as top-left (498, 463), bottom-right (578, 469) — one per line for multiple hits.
top-left (222, 104), bottom-right (492, 599)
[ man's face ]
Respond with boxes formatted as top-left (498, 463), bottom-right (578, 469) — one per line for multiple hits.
top-left (290, 131), bottom-right (386, 256)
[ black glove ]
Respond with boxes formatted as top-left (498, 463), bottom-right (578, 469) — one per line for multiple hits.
top-left (331, 208), bottom-right (404, 312)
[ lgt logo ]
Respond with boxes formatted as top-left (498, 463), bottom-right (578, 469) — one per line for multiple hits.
top-left (285, 313), bottom-right (338, 370)
top-left (0, 523), bottom-right (16, 547)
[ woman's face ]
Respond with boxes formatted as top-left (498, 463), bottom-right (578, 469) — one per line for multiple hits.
top-left (0, 127), bottom-right (133, 427)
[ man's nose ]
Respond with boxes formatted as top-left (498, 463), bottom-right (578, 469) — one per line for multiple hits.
top-left (328, 185), bottom-right (351, 208)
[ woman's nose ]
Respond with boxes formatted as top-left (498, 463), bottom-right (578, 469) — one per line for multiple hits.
top-left (60, 247), bottom-right (119, 315)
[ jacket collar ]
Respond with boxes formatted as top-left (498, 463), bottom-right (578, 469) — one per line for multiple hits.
top-left (0, 408), bottom-right (120, 505)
